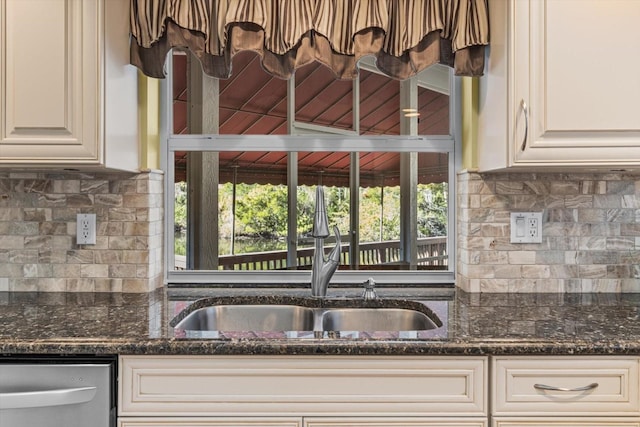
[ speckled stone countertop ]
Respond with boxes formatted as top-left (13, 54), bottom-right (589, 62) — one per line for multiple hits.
top-left (2, 287), bottom-right (640, 356)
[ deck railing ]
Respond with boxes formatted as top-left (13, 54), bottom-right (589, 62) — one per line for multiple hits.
top-left (175, 237), bottom-right (447, 270)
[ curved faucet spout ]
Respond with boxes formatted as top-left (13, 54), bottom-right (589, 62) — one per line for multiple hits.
top-left (310, 186), bottom-right (341, 298)
top-left (312, 186), bottom-right (330, 239)
top-left (311, 225), bottom-right (341, 298)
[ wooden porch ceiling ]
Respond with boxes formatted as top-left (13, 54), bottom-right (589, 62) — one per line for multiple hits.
top-left (172, 51), bottom-right (450, 186)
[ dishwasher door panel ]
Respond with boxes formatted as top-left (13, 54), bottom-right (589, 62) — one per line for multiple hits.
top-left (0, 363), bottom-right (114, 427)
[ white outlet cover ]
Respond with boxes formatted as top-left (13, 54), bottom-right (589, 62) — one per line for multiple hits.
top-left (77, 213), bottom-right (97, 245)
top-left (510, 212), bottom-right (543, 243)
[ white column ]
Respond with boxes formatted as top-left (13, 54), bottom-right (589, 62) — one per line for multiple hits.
top-left (399, 78), bottom-right (419, 267)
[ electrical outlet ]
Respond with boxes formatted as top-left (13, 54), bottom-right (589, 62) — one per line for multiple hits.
top-left (510, 212), bottom-right (542, 243)
top-left (528, 217), bottom-right (539, 238)
top-left (77, 213), bottom-right (96, 245)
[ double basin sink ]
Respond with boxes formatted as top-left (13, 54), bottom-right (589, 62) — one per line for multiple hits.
top-left (171, 296), bottom-right (442, 333)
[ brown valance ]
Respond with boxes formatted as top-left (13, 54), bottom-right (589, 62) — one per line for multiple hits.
top-left (129, 0), bottom-right (489, 80)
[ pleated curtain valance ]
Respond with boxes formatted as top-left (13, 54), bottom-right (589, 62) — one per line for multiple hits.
top-left (129, 0), bottom-right (489, 80)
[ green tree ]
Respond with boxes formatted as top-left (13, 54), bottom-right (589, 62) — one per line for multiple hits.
top-left (175, 181), bottom-right (448, 258)
top-left (235, 184), bottom-right (288, 238)
top-left (358, 186), bottom-right (401, 242)
top-left (218, 182), bottom-right (234, 239)
top-left (297, 186), bottom-right (315, 237)
top-left (325, 186), bottom-right (350, 236)
top-left (297, 185), bottom-right (350, 239)
top-left (174, 182), bottom-right (187, 255)
top-left (174, 182), bottom-right (187, 231)
top-left (417, 183), bottom-right (447, 237)
top-left (359, 186), bottom-right (382, 242)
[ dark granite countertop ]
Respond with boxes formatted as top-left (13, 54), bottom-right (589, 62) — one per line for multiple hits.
top-left (2, 287), bottom-right (640, 356)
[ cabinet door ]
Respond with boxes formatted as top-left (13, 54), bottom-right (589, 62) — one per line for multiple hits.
top-left (118, 418), bottom-right (302, 427)
top-left (0, 0), bottom-right (99, 164)
top-left (305, 418), bottom-right (486, 427)
top-left (514, 0), bottom-right (640, 167)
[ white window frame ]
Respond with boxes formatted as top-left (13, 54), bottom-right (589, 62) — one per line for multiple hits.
top-left (160, 58), bottom-right (462, 286)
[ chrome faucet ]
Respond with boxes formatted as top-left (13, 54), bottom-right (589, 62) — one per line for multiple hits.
top-left (310, 186), bottom-right (341, 298)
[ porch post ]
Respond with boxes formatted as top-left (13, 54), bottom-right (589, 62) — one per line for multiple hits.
top-left (350, 153), bottom-right (360, 268)
top-left (399, 77), bottom-right (419, 267)
top-left (286, 78), bottom-right (298, 268)
top-left (186, 52), bottom-right (219, 270)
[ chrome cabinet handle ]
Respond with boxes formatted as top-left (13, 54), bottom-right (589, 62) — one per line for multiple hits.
top-left (520, 99), bottom-right (529, 151)
top-left (534, 382), bottom-right (599, 392)
top-left (0, 386), bottom-right (97, 410)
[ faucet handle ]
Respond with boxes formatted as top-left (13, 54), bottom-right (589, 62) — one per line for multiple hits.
top-left (362, 277), bottom-right (377, 301)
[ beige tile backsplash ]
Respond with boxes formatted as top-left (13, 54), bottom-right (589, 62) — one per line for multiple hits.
top-left (0, 170), bottom-right (163, 292)
top-left (457, 171), bottom-right (640, 292)
top-left (3, 168), bottom-right (639, 293)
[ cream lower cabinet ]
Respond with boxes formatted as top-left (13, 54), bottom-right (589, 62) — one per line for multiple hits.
top-left (119, 419), bottom-right (486, 427)
top-left (119, 419), bottom-right (302, 427)
top-left (118, 355), bottom-right (488, 427)
top-left (303, 419), bottom-right (486, 427)
top-left (0, 0), bottom-right (138, 171)
top-left (477, 0), bottom-right (640, 171)
top-left (491, 356), bottom-right (640, 427)
top-left (494, 420), bottom-right (640, 427)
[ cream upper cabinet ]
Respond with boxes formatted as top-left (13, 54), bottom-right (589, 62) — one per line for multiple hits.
top-left (477, 0), bottom-right (640, 171)
top-left (0, 0), bottom-right (138, 171)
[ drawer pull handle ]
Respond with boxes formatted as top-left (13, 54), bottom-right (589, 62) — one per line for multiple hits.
top-left (534, 383), bottom-right (599, 392)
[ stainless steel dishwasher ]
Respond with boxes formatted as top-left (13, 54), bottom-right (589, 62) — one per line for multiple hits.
top-left (0, 356), bottom-right (116, 427)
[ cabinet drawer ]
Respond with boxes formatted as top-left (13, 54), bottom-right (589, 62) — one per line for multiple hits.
top-left (493, 357), bottom-right (640, 415)
top-left (120, 356), bottom-right (487, 417)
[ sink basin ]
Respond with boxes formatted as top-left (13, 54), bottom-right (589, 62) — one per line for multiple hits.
top-left (321, 308), bottom-right (438, 331)
top-left (171, 298), bottom-right (442, 333)
top-left (174, 304), bottom-right (315, 332)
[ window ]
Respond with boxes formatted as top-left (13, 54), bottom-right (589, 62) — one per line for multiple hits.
top-left (164, 51), bottom-right (458, 285)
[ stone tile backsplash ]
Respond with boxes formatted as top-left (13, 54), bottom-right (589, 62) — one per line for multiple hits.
top-left (4, 169), bottom-right (639, 293)
top-left (457, 171), bottom-right (640, 292)
top-left (0, 171), bottom-right (163, 292)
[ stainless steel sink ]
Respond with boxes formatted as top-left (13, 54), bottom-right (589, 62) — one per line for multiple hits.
top-left (174, 304), bottom-right (315, 332)
top-left (172, 300), bottom-right (441, 333)
top-left (321, 308), bottom-right (438, 331)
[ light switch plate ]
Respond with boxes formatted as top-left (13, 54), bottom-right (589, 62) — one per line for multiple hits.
top-left (510, 212), bottom-right (542, 243)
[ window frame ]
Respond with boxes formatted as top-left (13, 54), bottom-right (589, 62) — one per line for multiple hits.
top-left (160, 57), bottom-right (462, 286)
